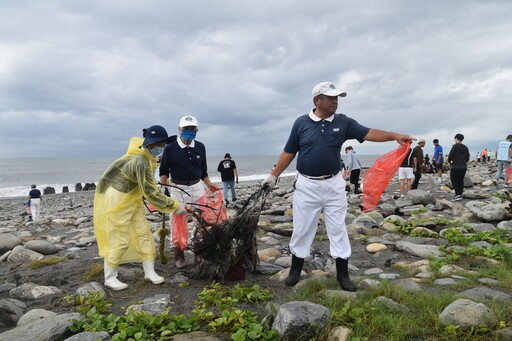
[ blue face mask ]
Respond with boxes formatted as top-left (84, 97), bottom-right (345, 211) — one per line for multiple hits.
top-left (150, 146), bottom-right (164, 157)
top-left (181, 130), bottom-right (197, 142)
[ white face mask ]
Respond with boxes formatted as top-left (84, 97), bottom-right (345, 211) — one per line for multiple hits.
top-left (150, 146), bottom-right (164, 157)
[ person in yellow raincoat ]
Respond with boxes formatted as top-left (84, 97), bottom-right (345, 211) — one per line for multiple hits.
top-left (94, 125), bottom-right (186, 291)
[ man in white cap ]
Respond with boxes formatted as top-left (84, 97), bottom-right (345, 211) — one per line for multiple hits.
top-left (263, 82), bottom-right (414, 291)
top-left (159, 116), bottom-right (220, 269)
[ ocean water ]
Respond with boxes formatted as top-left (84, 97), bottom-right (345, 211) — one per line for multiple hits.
top-left (0, 154), bottom-right (378, 198)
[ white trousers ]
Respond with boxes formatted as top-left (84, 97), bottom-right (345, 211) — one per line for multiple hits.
top-left (290, 173), bottom-right (351, 259)
top-left (169, 182), bottom-right (206, 246)
top-left (30, 198), bottom-right (41, 220)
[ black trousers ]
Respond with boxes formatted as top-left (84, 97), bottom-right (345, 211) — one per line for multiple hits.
top-left (350, 169), bottom-right (361, 193)
top-left (450, 168), bottom-right (467, 196)
top-left (411, 170), bottom-right (421, 189)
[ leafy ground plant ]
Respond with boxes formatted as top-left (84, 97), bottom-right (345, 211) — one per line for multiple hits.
top-left (67, 282), bottom-right (278, 340)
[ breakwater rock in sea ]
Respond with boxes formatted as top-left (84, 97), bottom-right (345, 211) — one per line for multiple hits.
top-left (0, 160), bottom-right (511, 340)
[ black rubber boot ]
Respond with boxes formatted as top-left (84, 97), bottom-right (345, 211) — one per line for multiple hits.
top-left (285, 255), bottom-right (304, 286)
top-left (336, 258), bottom-right (356, 292)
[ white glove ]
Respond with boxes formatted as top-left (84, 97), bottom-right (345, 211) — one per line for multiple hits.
top-left (262, 174), bottom-right (278, 186)
top-left (174, 203), bottom-right (188, 215)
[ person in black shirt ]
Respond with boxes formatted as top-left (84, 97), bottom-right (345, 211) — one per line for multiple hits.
top-left (411, 138), bottom-right (425, 189)
top-left (217, 153), bottom-right (239, 205)
top-left (448, 133), bottom-right (470, 201)
top-left (28, 185), bottom-right (42, 220)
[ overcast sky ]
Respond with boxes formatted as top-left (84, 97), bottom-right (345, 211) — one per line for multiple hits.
top-left (1, 0), bottom-right (511, 159)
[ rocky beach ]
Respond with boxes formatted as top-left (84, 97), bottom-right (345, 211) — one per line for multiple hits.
top-left (1, 160), bottom-right (511, 340)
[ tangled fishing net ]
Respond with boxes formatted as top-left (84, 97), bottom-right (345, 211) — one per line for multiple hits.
top-left (190, 183), bottom-right (273, 280)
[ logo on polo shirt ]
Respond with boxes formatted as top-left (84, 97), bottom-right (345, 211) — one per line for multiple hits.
top-left (196, 155), bottom-right (201, 159)
top-left (333, 128), bottom-right (340, 132)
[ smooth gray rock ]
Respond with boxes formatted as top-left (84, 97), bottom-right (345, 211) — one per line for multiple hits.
top-left (434, 278), bottom-right (458, 286)
top-left (272, 301), bottom-right (331, 340)
top-left (0, 298), bottom-right (26, 326)
top-left (375, 296), bottom-right (410, 313)
top-left (463, 175), bottom-right (474, 187)
top-left (0, 233), bottom-right (22, 254)
top-left (126, 294), bottom-right (171, 316)
top-left (0, 312), bottom-right (80, 341)
top-left (64, 332), bottom-right (112, 341)
top-left (395, 241), bottom-right (444, 258)
top-left (393, 279), bottom-right (422, 292)
top-left (357, 279), bottom-right (381, 290)
top-left (477, 278), bottom-right (501, 286)
top-left (406, 190), bottom-right (434, 205)
top-left (352, 215), bottom-right (378, 228)
top-left (462, 190), bottom-right (489, 199)
top-left (394, 198), bottom-right (414, 208)
top-left (378, 273), bottom-right (401, 280)
top-left (497, 220), bottom-right (512, 231)
top-left (456, 286), bottom-right (512, 302)
top-left (439, 299), bottom-right (497, 331)
top-left (75, 282), bottom-right (107, 299)
top-left (9, 282), bottom-right (62, 300)
top-left (24, 240), bottom-right (59, 255)
top-left (494, 327), bottom-right (512, 340)
top-left (470, 241), bottom-right (493, 248)
top-left (64, 331), bottom-right (111, 341)
top-left (465, 223), bottom-right (496, 233)
top-left (7, 245), bottom-right (44, 262)
top-left (0, 250), bottom-right (12, 262)
top-left (0, 282), bottom-right (16, 293)
top-left (466, 201), bottom-right (509, 222)
top-left (17, 309), bottom-right (57, 326)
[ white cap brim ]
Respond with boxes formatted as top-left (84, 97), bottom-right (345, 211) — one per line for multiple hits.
top-left (323, 90), bottom-right (347, 97)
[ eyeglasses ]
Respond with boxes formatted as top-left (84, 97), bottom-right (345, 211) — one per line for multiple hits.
top-left (181, 126), bottom-right (198, 131)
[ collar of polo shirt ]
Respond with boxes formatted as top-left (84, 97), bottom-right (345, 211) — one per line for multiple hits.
top-left (178, 138), bottom-right (195, 148)
top-left (309, 110), bottom-right (335, 122)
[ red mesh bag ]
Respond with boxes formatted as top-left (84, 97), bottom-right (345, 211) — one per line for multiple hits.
top-left (198, 189), bottom-right (228, 224)
top-left (507, 166), bottom-right (512, 185)
top-left (362, 142), bottom-right (411, 212)
top-left (172, 214), bottom-right (188, 251)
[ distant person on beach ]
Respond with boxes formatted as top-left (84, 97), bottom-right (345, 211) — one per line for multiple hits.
top-left (433, 139), bottom-right (444, 183)
top-left (398, 147), bottom-right (414, 197)
top-left (476, 151), bottom-right (480, 162)
top-left (28, 185), bottom-right (42, 220)
top-left (217, 153), bottom-right (238, 205)
top-left (481, 149), bottom-right (487, 163)
top-left (262, 81), bottom-right (414, 291)
top-left (448, 133), bottom-right (470, 201)
top-left (345, 146), bottom-right (362, 194)
top-left (411, 138), bottom-right (425, 189)
top-left (94, 125), bottom-right (186, 291)
top-left (424, 154), bottom-right (434, 173)
top-left (495, 134), bottom-right (512, 187)
top-left (424, 153), bottom-right (432, 171)
top-left (159, 116), bottom-right (220, 269)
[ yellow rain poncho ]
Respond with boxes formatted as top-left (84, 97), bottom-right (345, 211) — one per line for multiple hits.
top-left (94, 137), bottom-right (179, 267)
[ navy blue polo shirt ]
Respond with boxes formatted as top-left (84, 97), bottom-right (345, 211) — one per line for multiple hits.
top-left (159, 139), bottom-right (208, 181)
top-left (284, 111), bottom-right (370, 176)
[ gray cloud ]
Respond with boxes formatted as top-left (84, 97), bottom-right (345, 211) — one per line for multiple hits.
top-left (1, 0), bottom-right (511, 160)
